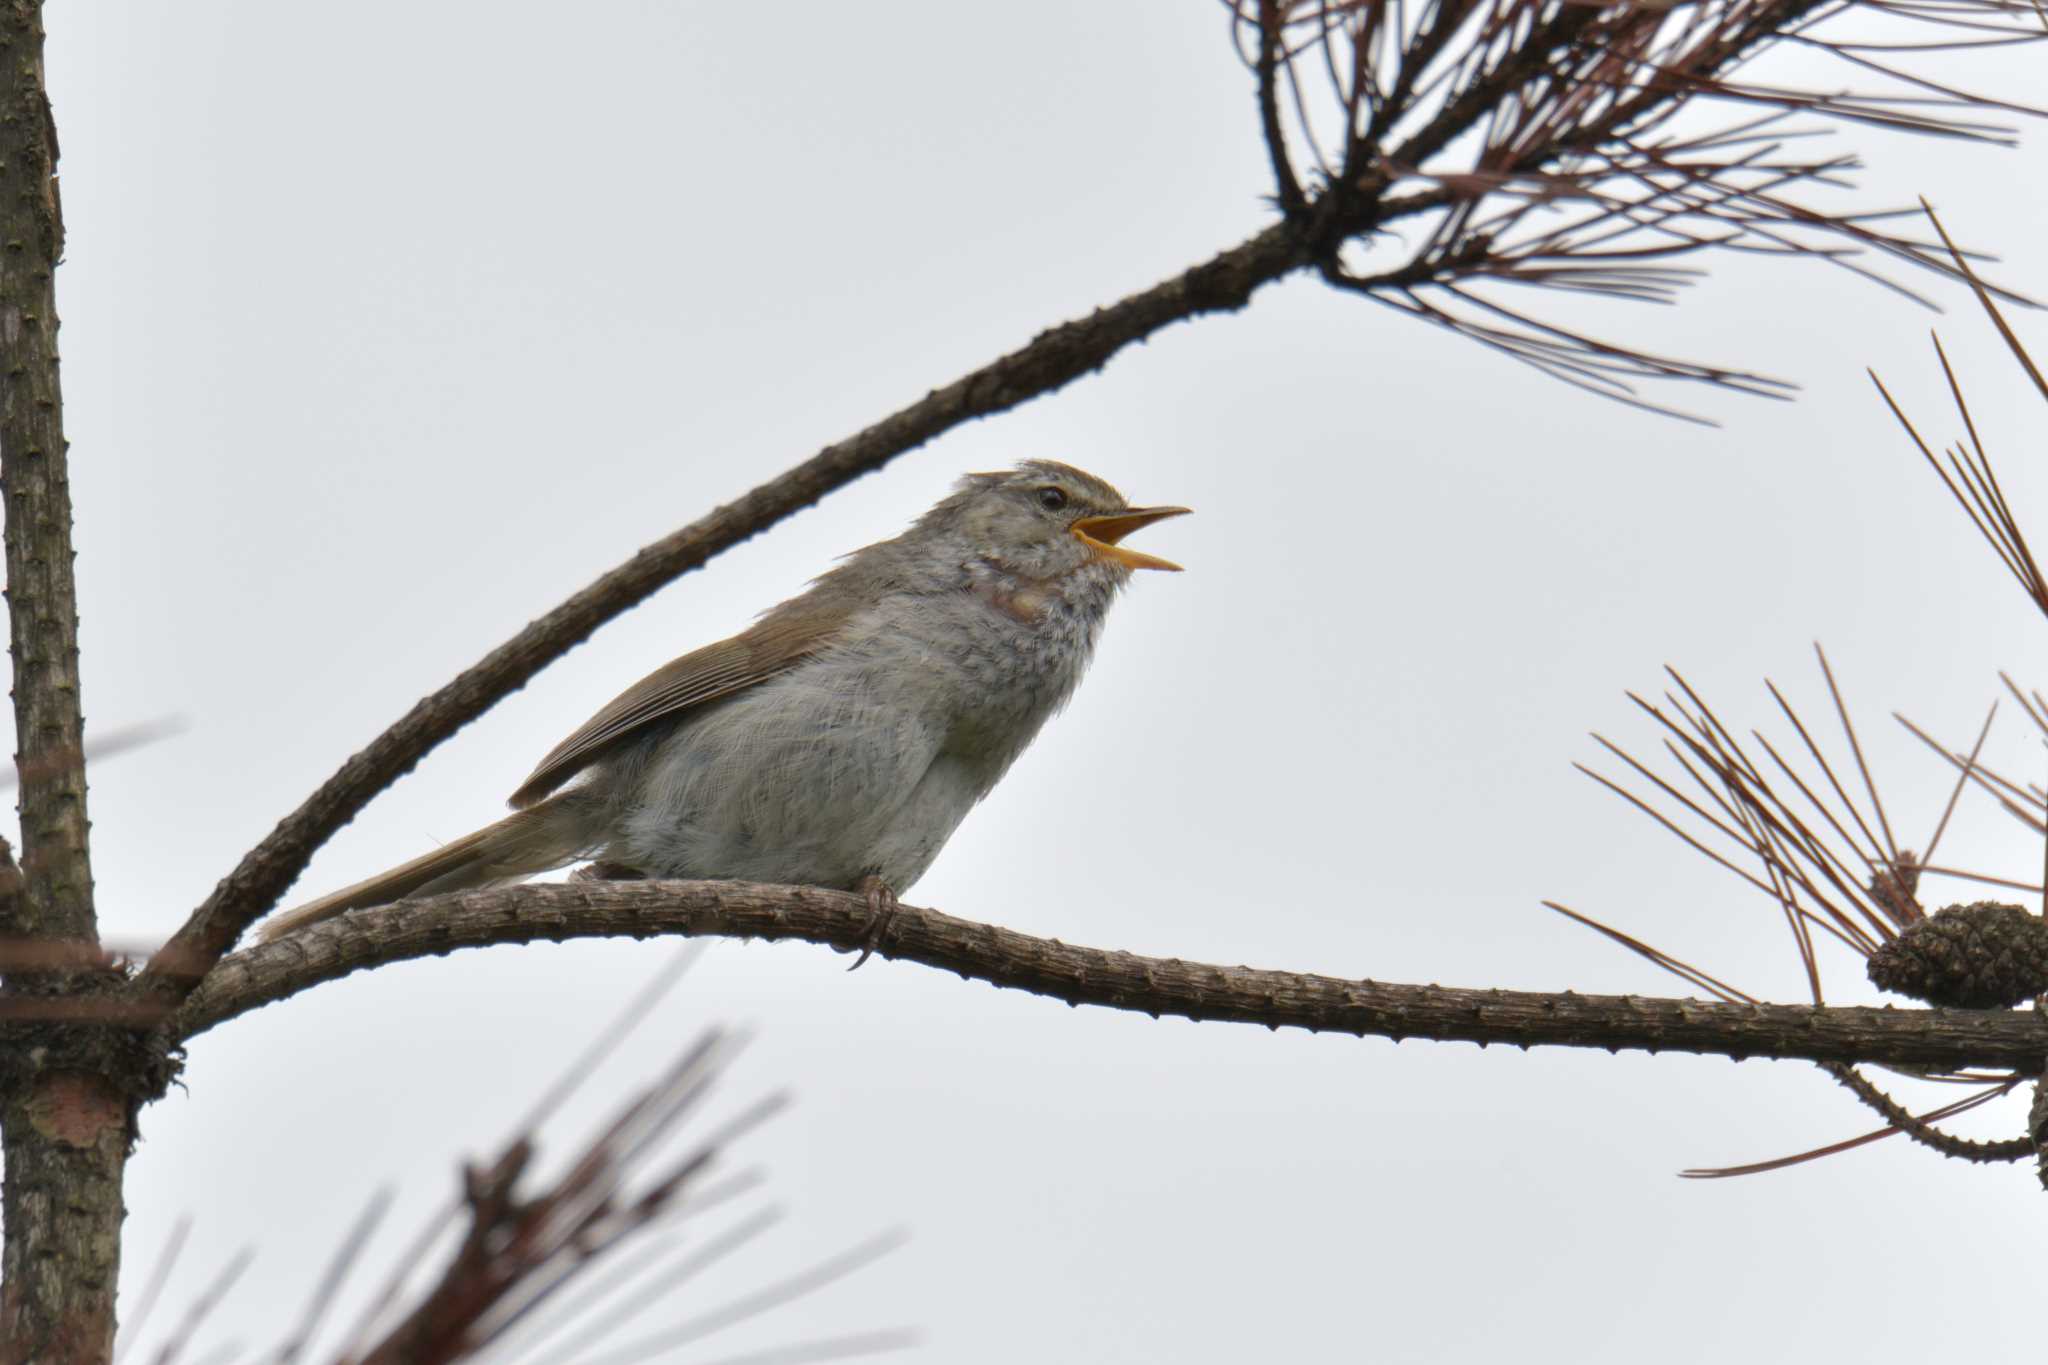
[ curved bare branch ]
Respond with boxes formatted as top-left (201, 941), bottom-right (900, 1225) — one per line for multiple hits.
top-left (1824, 1062), bottom-right (2034, 1162)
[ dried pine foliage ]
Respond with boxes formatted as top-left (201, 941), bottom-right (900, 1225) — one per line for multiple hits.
top-left (1563, 218), bottom-right (2048, 1173)
top-left (1226, 0), bottom-right (2046, 416)
top-left (1873, 205), bottom-right (2048, 623)
top-left (121, 952), bottom-right (913, 1365)
top-left (1567, 650), bottom-right (2042, 1173)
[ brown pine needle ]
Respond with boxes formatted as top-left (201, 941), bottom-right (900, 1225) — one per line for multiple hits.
top-left (1879, 207), bottom-right (2048, 625)
top-left (1612, 690), bottom-right (1889, 949)
top-left (1895, 712), bottom-right (2048, 831)
top-left (1813, 643), bottom-right (1900, 865)
top-left (569, 1230), bottom-right (912, 1365)
top-left (1574, 761), bottom-right (1788, 903)
top-left (1591, 734), bottom-right (1760, 858)
top-left (1922, 199), bottom-right (2048, 403)
top-left (1728, 802), bottom-right (1827, 1001)
top-left (1870, 366), bottom-right (2044, 602)
top-left (1658, 694), bottom-right (1890, 943)
top-left (269, 1188), bottom-right (392, 1365)
top-left (1741, 728), bottom-right (1899, 937)
top-left (1998, 673), bottom-right (2048, 734)
top-left (1911, 863), bottom-right (2043, 894)
top-left (1765, 674), bottom-right (1886, 869)
top-left (1923, 700), bottom-right (1998, 862)
top-left (673, 1331), bottom-right (922, 1365)
top-left (335, 945), bottom-right (723, 1361)
top-left (506, 1207), bottom-right (786, 1364)
top-left (115, 1217), bottom-right (194, 1365)
top-left (1543, 902), bottom-right (1758, 1003)
top-left (151, 1248), bottom-right (253, 1365)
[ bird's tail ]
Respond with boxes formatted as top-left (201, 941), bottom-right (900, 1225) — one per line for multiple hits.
top-left (257, 790), bottom-right (607, 943)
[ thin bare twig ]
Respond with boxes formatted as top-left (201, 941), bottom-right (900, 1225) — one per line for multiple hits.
top-left (1822, 1063), bottom-right (2031, 1162)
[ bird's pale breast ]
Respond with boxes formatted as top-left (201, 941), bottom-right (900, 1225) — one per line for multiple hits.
top-left (609, 563), bottom-right (1121, 892)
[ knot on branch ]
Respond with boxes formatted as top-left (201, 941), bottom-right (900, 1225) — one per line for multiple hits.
top-left (0, 1013), bottom-right (183, 1142)
top-left (1867, 902), bottom-right (2048, 1010)
top-left (1291, 169), bottom-right (1391, 282)
top-left (0, 949), bottom-right (185, 1127)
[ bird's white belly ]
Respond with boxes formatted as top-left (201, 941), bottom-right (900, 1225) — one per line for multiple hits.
top-left (855, 751), bottom-right (986, 890)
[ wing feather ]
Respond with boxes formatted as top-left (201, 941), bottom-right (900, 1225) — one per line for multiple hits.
top-left (508, 602), bottom-right (851, 808)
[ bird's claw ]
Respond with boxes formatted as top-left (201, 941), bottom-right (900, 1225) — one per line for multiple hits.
top-left (848, 877), bottom-right (898, 971)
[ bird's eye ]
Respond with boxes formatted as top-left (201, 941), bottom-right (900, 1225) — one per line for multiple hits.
top-left (1036, 486), bottom-right (1068, 512)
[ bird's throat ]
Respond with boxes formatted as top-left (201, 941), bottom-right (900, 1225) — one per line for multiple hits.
top-left (968, 574), bottom-right (1050, 626)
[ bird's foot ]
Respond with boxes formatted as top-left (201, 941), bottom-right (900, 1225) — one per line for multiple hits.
top-left (848, 876), bottom-right (899, 971)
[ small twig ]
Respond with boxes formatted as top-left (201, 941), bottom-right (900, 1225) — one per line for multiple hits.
top-left (1682, 1071), bottom-right (2029, 1177)
top-left (1255, 0), bottom-right (1310, 216)
top-left (1822, 1063), bottom-right (2032, 1162)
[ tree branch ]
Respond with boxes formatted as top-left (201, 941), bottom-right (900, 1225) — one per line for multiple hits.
top-left (0, 0), bottom-right (92, 950)
top-left (0, 8), bottom-right (131, 1361)
top-left (136, 220), bottom-right (1312, 1002)
top-left (169, 881), bottom-right (2048, 1074)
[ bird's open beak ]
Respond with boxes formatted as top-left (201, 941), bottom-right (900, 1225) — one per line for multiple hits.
top-left (1072, 506), bottom-right (1191, 572)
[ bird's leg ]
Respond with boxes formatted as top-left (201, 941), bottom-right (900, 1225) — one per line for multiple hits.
top-left (848, 874), bottom-right (899, 971)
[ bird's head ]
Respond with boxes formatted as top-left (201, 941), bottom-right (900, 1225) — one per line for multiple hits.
top-left (931, 460), bottom-right (1189, 582)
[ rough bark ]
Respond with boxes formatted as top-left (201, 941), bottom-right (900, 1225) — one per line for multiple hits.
top-left (173, 881), bottom-right (2048, 1074)
top-left (0, 1), bottom-right (86, 942)
top-left (0, 6), bottom-right (127, 1361)
top-left (0, 1074), bottom-right (124, 1365)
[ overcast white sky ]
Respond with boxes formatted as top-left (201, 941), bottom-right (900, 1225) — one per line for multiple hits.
top-left (35, 4), bottom-right (2048, 1362)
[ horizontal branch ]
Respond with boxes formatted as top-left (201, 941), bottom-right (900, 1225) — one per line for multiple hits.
top-left (170, 881), bottom-right (2048, 1073)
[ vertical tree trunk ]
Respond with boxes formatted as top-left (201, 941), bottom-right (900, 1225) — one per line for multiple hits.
top-left (0, 4), bottom-right (128, 1361)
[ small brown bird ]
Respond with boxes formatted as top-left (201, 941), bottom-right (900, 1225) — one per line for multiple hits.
top-left (260, 461), bottom-right (1188, 945)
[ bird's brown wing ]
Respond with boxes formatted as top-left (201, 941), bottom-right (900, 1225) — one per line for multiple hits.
top-left (508, 602), bottom-right (851, 808)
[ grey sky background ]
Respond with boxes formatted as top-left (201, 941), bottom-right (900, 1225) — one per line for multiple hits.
top-left (38, 4), bottom-right (2048, 1361)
